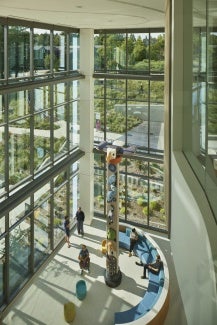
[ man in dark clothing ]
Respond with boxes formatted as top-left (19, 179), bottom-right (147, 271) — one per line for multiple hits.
top-left (76, 207), bottom-right (85, 235)
top-left (129, 228), bottom-right (138, 257)
top-left (64, 215), bottom-right (70, 248)
top-left (136, 254), bottom-right (163, 279)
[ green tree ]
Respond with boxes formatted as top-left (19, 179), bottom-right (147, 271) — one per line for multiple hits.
top-left (132, 37), bottom-right (147, 62)
top-left (44, 54), bottom-right (59, 71)
top-left (150, 34), bottom-right (165, 61)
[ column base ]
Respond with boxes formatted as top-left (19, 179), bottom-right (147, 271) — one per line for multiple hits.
top-left (104, 269), bottom-right (122, 288)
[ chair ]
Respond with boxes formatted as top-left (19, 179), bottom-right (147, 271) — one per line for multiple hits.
top-left (64, 301), bottom-right (76, 322)
top-left (76, 280), bottom-right (87, 300)
top-left (101, 239), bottom-right (107, 254)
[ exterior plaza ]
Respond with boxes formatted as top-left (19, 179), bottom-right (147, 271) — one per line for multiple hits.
top-left (0, 1), bottom-right (217, 325)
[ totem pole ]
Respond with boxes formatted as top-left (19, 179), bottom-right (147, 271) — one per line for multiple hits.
top-left (105, 147), bottom-right (122, 287)
top-left (95, 141), bottom-right (136, 288)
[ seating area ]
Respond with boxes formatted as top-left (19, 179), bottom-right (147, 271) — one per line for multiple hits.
top-left (115, 223), bottom-right (170, 325)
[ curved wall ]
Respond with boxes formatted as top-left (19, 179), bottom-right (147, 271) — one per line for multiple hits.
top-left (170, 152), bottom-right (217, 325)
top-left (169, 0), bottom-right (217, 321)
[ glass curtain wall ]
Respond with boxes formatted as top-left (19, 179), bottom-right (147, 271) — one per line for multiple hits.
top-left (183, 0), bottom-right (217, 221)
top-left (0, 18), bottom-right (82, 311)
top-left (94, 30), bottom-right (166, 232)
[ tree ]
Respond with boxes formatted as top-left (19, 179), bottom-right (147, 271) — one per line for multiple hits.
top-left (44, 54), bottom-right (59, 71)
top-left (132, 37), bottom-right (147, 62)
top-left (150, 34), bottom-right (165, 61)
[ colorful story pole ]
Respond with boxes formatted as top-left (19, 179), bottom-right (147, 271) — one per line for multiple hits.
top-left (104, 147), bottom-right (122, 287)
top-left (95, 140), bottom-right (136, 287)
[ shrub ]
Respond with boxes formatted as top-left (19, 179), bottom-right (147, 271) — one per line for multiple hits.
top-left (150, 201), bottom-right (161, 211)
top-left (160, 215), bottom-right (166, 222)
top-left (97, 195), bottom-right (103, 202)
top-left (54, 218), bottom-right (62, 227)
top-left (142, 206), bottom-right (148, 215)
top-left (120, 207), bottom-right (125, 214)
top-left (137, 197), bottom-right (146, 206)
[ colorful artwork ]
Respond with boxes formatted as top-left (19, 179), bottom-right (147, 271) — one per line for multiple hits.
top-left (95, 140), bottom-right (136, 287)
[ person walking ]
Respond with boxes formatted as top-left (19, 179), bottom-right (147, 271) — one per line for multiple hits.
top-left (75, 207), bottom-right (85, 235)
top-left (64, 215), bottom-right (70, 248)
top-left (129, 228), bottom-right (138, 257)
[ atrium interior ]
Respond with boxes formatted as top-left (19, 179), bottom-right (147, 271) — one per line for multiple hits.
top-left (0, 1), bottom-right (217, 324)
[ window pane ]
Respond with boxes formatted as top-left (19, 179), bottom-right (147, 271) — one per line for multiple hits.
top-left (34, 186), bottom-right (50, 268)
top-left (127, 79), bottom-right (149, 148)
top-left (0, 237), bottom-right (5, 305)
top-left (94, 102), bottom-right (104, 142)
top-left (53, 31), bottom-right (66, 72)
top-left (8, 91), bottom-right (30, 121)
top-left (69, 32), bottom-right (80, 70)
top-left (0, 125), bottom-right (5, 192)
top-left (53, 177), bottom-right (67, 247)
top-left (0, 25), bottom-right (4, 82)
top-left (9, 198), bottom-right (31, 227)
top-left (0, 94), bottom-right (5, 123)
top-left (0, 215), bottom-right (5, 234)
top-left (69, 100), bottom-right (80, 148)
top-left (33, 28), bottom-right (50, 76)
top-left (34, 111), bottom-right (51, 171)
top-left (69, 80), bottom-right (79, 101)
top-left (9, 221), bottom-right (30, 297)
top-left (70, 171), bottom-right (79, 218)
top-left (54, 104), bottom-right (67, 160)
top-left (53, 83), bottom-right (65, 105)
top-left (128, 33), bottom-right (149, 74)
top-left (34, 86), bottom-right (50, 111)
top-left (94, 153), bottom-right (105, 215)
top-left (150, 33), bottom-right (165, 73)
top-left (125, 159), bottom-right (148, 225)
top-left (106, 33), bottom-right (126, 72)
top-left (150, 81), bottom-right (164, 153)
top-left (106, 79), bottom-right (126, 141)
top-left (149, 162), bottom-right (166, 230)
top-left (94, 33), bottom-right (105, 71)
top-left (9, 122), bottom-right (31, 185)
top-left (8, 26), bottom-right (30, 79)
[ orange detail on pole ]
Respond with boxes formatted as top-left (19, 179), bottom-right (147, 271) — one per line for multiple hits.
top-left (109, 156), bottom-right (122, 164)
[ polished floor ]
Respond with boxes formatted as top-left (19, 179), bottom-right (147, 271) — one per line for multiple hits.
top-left (2, 217), bottom-right (188, 325)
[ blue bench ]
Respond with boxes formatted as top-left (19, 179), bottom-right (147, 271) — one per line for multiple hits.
top-left (119, 228), bottom-right (157, 263)
top-left (115, 227), bottom-right (168, 325)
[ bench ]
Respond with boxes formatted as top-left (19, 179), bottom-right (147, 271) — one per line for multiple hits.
top-left (119, 230), bottom-right (155, 263)
top-left (115, 224), bottom-right (170, 325)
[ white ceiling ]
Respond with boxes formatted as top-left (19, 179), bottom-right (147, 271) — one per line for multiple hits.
top-left (0, 0), bottom-right (165, 29)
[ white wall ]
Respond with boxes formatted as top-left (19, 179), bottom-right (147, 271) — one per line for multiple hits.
top-left (170, 152), bottom-right (217, 324)
top-left (170, 0), bottom-right (217, 323)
